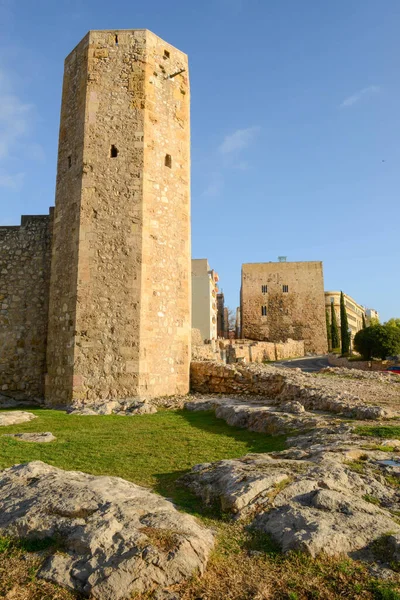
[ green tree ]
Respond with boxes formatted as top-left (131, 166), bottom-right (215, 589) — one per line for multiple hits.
top-left (330, 301), bottom-right (340, 350)
top-left (386, 318), bottom-right (400, 329)
top-left (325, 308), bottom-right (332, 351)
top-left (354, 327), bottom-right (374, 360)
top-left (362, 313), bottom-right (366, 329)
top-left (340, 291), bottom-right (351, 355)
top-left (354, 324), bottom-right (400, 360)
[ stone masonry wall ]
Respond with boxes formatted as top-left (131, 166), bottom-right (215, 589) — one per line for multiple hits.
top-left (190, 361), bottom-right (390, 420)
top-left (328, 354), bottom-right (394, 372)
top-left (241, 262), bottom-right (327, 355)
top-left (46, 30), bottom-right (190, 406)
top-left (46, 33), bottom-right (90, 405)
top-left (222, 339), bottom-right (304, 363)
top-left (0, 214), bottom-right (53, 399)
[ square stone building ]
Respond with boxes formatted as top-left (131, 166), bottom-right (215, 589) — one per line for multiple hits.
top-left (241, 261), bottom-right (328, 354)
top-left (0, 30), bottom-right (191, 406)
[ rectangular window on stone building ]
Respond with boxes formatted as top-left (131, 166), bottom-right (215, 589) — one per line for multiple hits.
top-left (165, 154), bottom-right (172, 168)
top-left (261, 306), bottom-right (267, 316)
top-left (261, 285), bottom-right (268, 294)
top-left (283, 285), bottom-right (289, 293)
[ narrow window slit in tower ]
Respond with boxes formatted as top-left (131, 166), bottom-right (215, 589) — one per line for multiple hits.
top-left (165, 154), bottom-right (172, 168)
top-left (115, 34), bottom-right (119, 45)
top-left (68, 155), bottom-right (72, 169)
top-left (164, 50), bottom-right (170, 59)
top-left (110, 145), bottom-right (118, 158)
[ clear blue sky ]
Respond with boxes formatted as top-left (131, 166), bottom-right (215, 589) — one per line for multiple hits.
top-left (1, 0), bottom-right (399, 321)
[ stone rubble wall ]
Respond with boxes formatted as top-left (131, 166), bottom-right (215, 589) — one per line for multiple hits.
top-left (222, 338), bottom-right (304, 363)
top-left (191, 329), bottom-right (222, 361)
top-left (0, 214), bottom-right (53, 400)
top-left (328, 354), bottom-right (394, 372)
top-left (190, 361), bottom-right (391, 420)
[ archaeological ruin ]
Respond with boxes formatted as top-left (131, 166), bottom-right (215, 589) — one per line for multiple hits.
top-left (0, 30), bottom-right (191, 406)
top-left (241, 260), bottom-right (328, 354)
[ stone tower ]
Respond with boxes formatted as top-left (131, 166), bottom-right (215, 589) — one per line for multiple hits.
top-left (46, 30), bottom-right (191, 406)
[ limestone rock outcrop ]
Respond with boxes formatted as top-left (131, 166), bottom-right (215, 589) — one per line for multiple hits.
top-left (181, 427), bottom-right (400, 564)
top-left (0, 462), bottom-right (214, 599)
top-left (186, 397), bottom-right (329, 435)
top-left (68, 400), bottom-right (157, 416)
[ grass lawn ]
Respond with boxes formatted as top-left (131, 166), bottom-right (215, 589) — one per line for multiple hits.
top-left (2, 408), bottom-right (400, 599)
top-left (0, 407), bottom-right (285, 512)
top-left (356, 425), bottom-right (400, 439)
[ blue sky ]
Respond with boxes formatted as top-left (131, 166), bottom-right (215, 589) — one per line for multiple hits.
top-left (0, 0), bottom-right (399, 321)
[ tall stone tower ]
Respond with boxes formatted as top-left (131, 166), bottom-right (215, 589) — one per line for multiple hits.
top-left (46, 30), bottom-right (191, 406)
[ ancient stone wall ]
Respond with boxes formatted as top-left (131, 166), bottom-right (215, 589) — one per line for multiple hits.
top-left (46, 30), bottom-right (190, 406)
top-left (191, 329), bottom-right (222, 361)
top-left (241, 262), bottom-right (327, 354)
top-left (327, 354), bottom-right (394, 372)
top-left (222, 339), bottom-right (304, 363)
top-left (190, 361), bottom-right (391, 420)
top-left (0, 214), bottom-right (53, 399)
top-left (45, 33), bottom-right (90, 406)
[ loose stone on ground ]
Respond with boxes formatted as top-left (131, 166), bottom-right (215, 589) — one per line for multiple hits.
top-left (0, 411), bottom-right (37, 427)
top-left (2, 432), bottom-right (56, 443)
top-left (68, 400), bottom-right (157, 416)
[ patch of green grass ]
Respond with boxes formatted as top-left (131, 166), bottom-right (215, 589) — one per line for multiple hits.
top-left (345, 460), bottom-right (366, 474)
top-left (356, 426), bottom-right (400, 439)
top-left (0, 535), bottom-right (58, 555)
top-left (0, 408), bottom-right (286, 513)
top-left (363, 445), bottom-right (397, 453)
top-left (370, 580), bottom-right (400, 599)
top-left (386, 475), bottom-right (400, 488)
top-left (363, 494), bottom-right (381, 505)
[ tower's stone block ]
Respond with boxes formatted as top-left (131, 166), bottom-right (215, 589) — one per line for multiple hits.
top-left (241, 261), bottom-right (327, 355)
top-left (46, 30), bottom-right (191, 406)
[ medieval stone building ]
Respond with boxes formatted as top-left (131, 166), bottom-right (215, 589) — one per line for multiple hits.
top-left (241, 261), bottom-right (327, 354)
top-left (0, 30), bottom-right (191, 406)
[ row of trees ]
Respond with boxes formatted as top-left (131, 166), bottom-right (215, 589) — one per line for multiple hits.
top-left (325, 291), bottom-right (352, 355)
top-left (326, 295), bottom-right (400, 360)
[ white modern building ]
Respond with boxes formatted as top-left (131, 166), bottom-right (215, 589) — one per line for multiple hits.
top-left (191, 259), bottom-right (218, 341)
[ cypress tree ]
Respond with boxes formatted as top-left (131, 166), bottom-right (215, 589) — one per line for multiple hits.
top-left (362, 313), bottom-right (366, 329)
top-left (340, 291), bottom-right (351, 355)
top-left (331, 301), bottom-right (340, 350)
top-left (326, 308), bottom-right (332, 351)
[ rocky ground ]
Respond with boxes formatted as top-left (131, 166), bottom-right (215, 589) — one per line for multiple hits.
top-left (1, 362), bottom-right (400, 598)
top-left (181, 424), bottom-right (400, 566)
top-left (0, 462), bottom-right (214, 600)
top-left (179, 362), bottom-right (400, 578)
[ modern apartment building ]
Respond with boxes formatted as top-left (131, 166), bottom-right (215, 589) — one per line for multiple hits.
top-left (325, 291), bottom-right (365, 338)
top-left (191, 259), bottom-right (218, 341)
top-left (366, 308), bottom-right (380, 324)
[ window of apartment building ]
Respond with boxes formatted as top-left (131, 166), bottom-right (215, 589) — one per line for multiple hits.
top-left (282, 285), bottom-right (289, 293)
top-left (261, 306), bottom-right (267, 317)
top-left (261, 285), bottom-right (268, 294)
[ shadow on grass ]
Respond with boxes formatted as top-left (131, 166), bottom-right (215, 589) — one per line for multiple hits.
top-left (153, 409), bottom-right (286, 517)
top-left (175, 409), bottom-right (287, 453)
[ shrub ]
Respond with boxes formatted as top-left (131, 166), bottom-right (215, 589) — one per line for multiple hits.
top-left (354, 325), bottom-right (400, 361)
